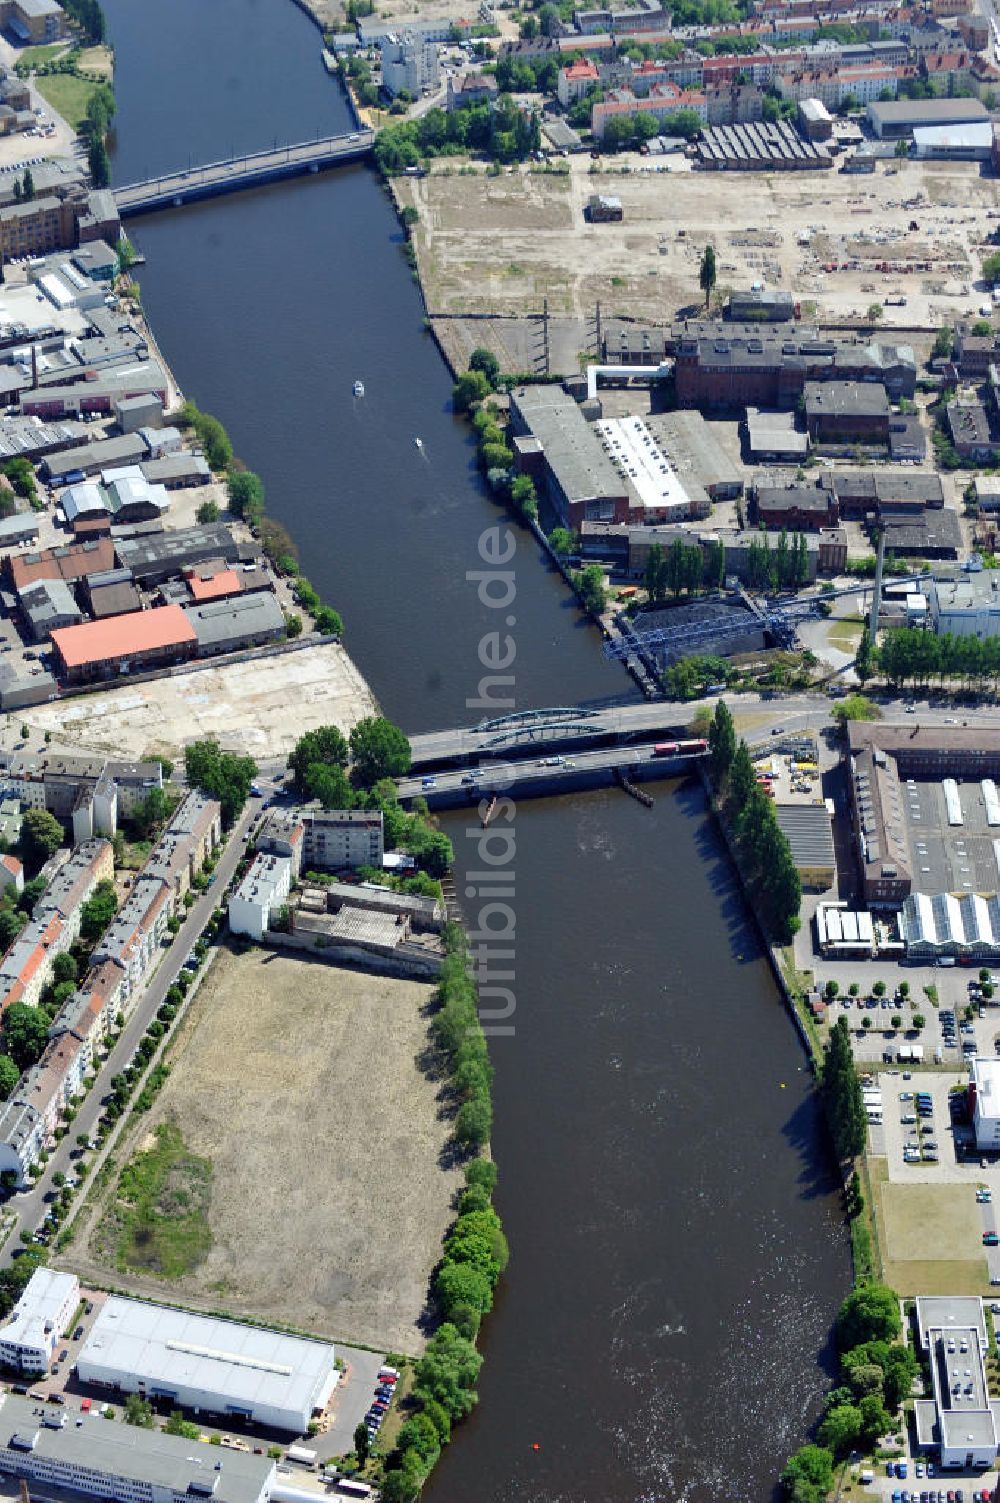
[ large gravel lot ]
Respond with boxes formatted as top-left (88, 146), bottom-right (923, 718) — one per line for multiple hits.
top-left (66, 948), bottom-right (459, 1354)
top-left (400, 153), bottom-right (997, 335)
top-left (11, 642), bottom-right (377, 762)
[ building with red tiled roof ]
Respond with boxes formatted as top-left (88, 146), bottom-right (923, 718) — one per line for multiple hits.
top-left (557, 57), bottom-right (600, 106)
top-left (0, 855), bottom-right (23, 896)
top-left (51, 604), bottom-right (197, 683)
top-left (9, 537), bottom-right (116, 593)
top-left (185, 568), bottom-right (243, 604)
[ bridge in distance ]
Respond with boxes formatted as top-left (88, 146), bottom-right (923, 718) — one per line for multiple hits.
top-left (113, 130), bottom-right (375, 216)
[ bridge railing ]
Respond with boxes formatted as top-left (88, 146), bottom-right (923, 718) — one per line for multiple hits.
top-left (114, 131), bottom-right (374, 195)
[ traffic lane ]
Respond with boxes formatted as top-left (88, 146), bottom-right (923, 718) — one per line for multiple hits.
top-left (0, 799), bottom-right (261, 1267)
top-left (398, 741), bottom-right (706, 797)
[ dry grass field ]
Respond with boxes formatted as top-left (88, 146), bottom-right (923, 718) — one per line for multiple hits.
top-left (65, 949), bottom-right (460, 1353)
top-left (399, 154), bottom-right (998, 337)
top-left (875, 1172), bottom-right (988, 1297)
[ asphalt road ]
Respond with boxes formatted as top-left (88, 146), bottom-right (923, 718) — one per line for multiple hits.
top-left (0, 793), bottom-right (265, 1272)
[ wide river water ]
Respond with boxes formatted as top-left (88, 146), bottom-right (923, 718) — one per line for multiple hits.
top-left (102, 4), bottom-right (851, 1496)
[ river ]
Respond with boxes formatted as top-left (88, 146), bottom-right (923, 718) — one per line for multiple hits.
top-left (101, 3), bottom-right (852, 1497)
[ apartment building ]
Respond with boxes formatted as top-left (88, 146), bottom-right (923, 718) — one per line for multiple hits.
top-left (0, 1269), bottom-right (78, 1373)
top-left (0, 840), bottom-right (113, 1013)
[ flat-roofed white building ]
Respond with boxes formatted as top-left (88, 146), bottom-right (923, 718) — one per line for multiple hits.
top-left (595, 415), bottom-right (711, 524)
top-left (0, 1392), bottom-right (275, 1503)
top-left (0, 1268), bottom-right (79, 1373)
top-left (228, 853), bottom-right (292, 941)
top-left (971, 1058), bottom-right (1000, 1150)
top-left (77, 1297), bottom-right (338, 1433)
top-left (913, 1296), bottom-right (1000, 1468)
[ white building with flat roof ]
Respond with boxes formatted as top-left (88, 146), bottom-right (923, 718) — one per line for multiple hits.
top-left (971, 1058), bottom-right (1000, 1150)
top-left (0, 1268), bottom-right (79, 1373)
top-left (77, 1297), bottom-right (338, 1433)
top-left (228, 853), bottom-right (292, 941)
top-left (913, 1296), bottom-right (1000, 1468)
top-left (595, 416), bottom-right (710, 523)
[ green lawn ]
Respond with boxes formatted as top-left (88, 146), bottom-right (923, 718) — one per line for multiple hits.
top-left (828, 617), bottom-right (864, 653)
top-left (16, 42), bottom-right (70, 69)
top-left (109, 1121), bottom-right (213, 1280)
top-left (34, 71), bottom-right (98, 131)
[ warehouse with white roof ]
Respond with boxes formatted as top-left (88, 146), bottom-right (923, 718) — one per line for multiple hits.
top-left (77, 1297), bottom-right (338, 1433)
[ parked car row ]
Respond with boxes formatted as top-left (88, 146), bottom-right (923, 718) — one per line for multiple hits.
top-left (365, 1366), bottom-right (399, 1440)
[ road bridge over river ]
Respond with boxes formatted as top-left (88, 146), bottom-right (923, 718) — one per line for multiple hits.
top-left (114, 130), bottom-right (375, 216)
top-left (406, 704), bottom-right (704, 769)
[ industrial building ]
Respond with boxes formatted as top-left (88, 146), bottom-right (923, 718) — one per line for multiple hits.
top-left (696, 119), bottom-right (831, 169)
top-left (644, 409), bottom-right (744, 499)
top-left (913, 121), bottom-right (994, 160)
top-left (901, 893), bottom-right (1000, 962)
top-left (183, 592), bottom-right (286, 656)
top-left (847, 724), bottom-right (1000, 909)
top-left (0, 1393), bottom-right (276, 1503)
top-left (773, 802), bottom-right (836, 890)
top-left (51, 605), bottom-right (198, 683)
top-left (803, 380), bottom-right (891, 445)
top-left (672, 329), bottom-right (915, 408)
top-left (926, 573), bottom-right (1000, 640)
top-left (78, 1297), bottom-right (339, 1433)
top-left (867, 96), bottom-right (989, 139)
top-left (912, 1296), bottom-right (1000, 1468)
top-left (727, 288), bottom-right (795, 322)
top-left (0, 1268), bottom-right (79, 1373)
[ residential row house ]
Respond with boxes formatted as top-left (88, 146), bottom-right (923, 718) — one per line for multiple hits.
top-left (0, 791), bottom-right (222, 1186)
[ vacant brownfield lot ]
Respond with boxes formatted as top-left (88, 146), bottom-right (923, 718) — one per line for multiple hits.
top-left (65, 949), bottom-right (458, 1353)
top-left (399, 154), bottom-right (996, 342)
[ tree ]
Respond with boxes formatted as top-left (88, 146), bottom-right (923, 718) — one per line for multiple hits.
top-left (184, 740), bottom-right (256, 826)
top-left (832, 694), bottom-right (881, 724)
top-left (572, 563), bottom-right (607, 618)
top-left (468, 348), bottom-right (500, 388)
top-left (453, 370), bottom-right (491, 414)
top-left (164, 1412), bottom-right (200, 1439)
top-left (288, 725), bottom-right (349, 794)
top-left (226, 469), bottom-right (264, 521)
top-left (781, 1445), bottom-right (834, 1503)
top-left (349, 717), bottom-right (411, 788)
top-left (855, 623), bottom-right (874, 683)
top-left (983, 251), bottom-right (1000, 287)
top-left (3, 1003), bottom-right (50, 1072)
top-left (306, 763), bottom-right (354, 810)
top-left (932, 325), bottom-right (955, 359)
top-left (699, 243), bottom-right (717, 309)
top-left (19, 808), bottom-right (63, 870)
top-left (88, 135), bottom-right (111, 189)
top-left (123, 1394), bottom-right (154, 1428)
top-left (196, 499), bottom-right (220, 524)
top-left (817, 1402), bottom-right (862, 1458)
top-left (414, 1323), bottom-right (483, 1420)
top-left (353, 1421), bottom-right (370, 1464)
top-left (858, 1392), bottom-right (891, 1448)
top-left (549, 528), bottom-right (578, 556)
top-left (436, 1259), bottom-right (494, 1318)
top-left (708, 699), bottom-right (736, 787)
top-left (19, 875), bottom-right (46, 915)
top-left (836, 1284), bottom-right (902, 1350)
top-left (645, 542), bottom-right (668, 604)
top-left (0, 1054), bottom-right (18, 1099)
top-left (52, 953), bottom-right (77, 985)
top-left (509, 474), bottom-right (538, 521)
top-left (80, 879), bottom-right (118, 942)
top-left (21, 169), bottom-right (33, 203)
top-left (455, 1093), bottom-right (492, 1148)
top-left (0, 906), bottom-right (25, 952)
top-left (823, 1017), bottom-right (866, 1161)
top-left (912, 1013), bottom-right (925, 1031)
top-left (867, 302), bottom-right (884, 324)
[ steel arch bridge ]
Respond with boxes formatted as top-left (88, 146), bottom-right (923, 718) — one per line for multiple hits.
top-left (473, 707), bottom-right (610, 749)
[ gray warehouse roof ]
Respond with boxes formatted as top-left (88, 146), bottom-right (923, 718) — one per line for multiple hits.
top-left (80, 1297), bottom-right (336, 1429)
top-left (0, 1393), bottom-right (274, 1503)
top-left (804, 380), bottom-right (890, 418)
top-left (775, 803), bottom-right (836, 870)
top-left (868, 97), bottom-right (988, 129)
top-left (183, 591), bottom-right (285, 648)
top-left (509, 386), bottom-right (625, 506)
